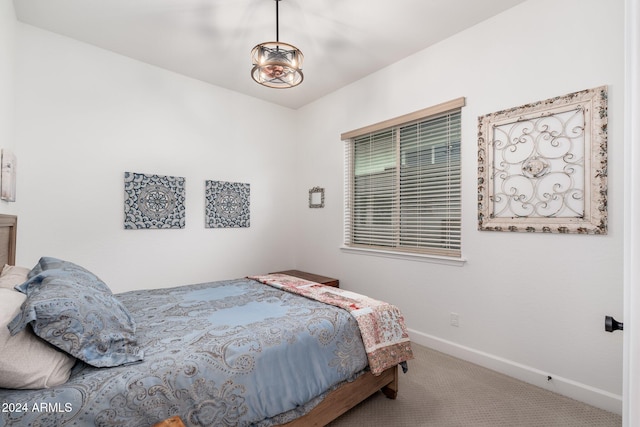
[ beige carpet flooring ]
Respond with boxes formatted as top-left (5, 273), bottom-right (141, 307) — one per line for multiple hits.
top-left (328, 344), bottom-right (622, 427)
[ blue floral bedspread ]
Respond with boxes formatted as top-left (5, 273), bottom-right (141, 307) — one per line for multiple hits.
top-left (0, 278), bottom-right (368, 426)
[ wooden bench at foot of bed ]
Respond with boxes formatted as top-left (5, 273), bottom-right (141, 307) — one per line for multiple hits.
top-left (280, 364), bottom-right (398, 426)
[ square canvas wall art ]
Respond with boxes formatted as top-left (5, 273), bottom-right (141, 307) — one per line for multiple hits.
top-left (124, 172), bottom-right (186, 229)
top-left (205, 180), bottom-right (250, 228)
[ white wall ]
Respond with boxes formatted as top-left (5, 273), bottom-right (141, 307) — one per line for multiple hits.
top-left (295, 0), bottom-right (624, 413)
top-left (11, 24), bottom-right (299, 292)
top-left (0, 0), bottom-right (15, 146)
top-left (0, 0), bottom-right (17, 216)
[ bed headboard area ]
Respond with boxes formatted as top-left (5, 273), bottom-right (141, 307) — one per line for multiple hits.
top-left (0, 214), bottom-right (17, 266)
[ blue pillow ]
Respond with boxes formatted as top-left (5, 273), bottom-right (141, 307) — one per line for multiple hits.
top-left (25, 257), bottom-right (112, 294)
top-left (9, 257), bottom-right (144, 368)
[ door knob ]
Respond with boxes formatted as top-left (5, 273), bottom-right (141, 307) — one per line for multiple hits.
top-left (605, 316), bottom-right (623, 332)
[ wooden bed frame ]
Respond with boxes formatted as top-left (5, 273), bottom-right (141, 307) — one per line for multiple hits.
top-left (0, 214), bottom-right (16, 266)
top-left (0, 213), bottom-right (399, 426)
top-left (282, 364), bottom-right (398, 426)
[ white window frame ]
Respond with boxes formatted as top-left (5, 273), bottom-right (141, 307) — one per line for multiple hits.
top-left (341, 97), bottom-right (466, 264)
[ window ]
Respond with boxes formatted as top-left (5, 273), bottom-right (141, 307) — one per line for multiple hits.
top-left (342, 98), bottom-right (465, 258)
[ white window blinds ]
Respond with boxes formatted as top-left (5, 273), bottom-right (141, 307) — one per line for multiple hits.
top-left (343, 98), bottom-right (464, 258)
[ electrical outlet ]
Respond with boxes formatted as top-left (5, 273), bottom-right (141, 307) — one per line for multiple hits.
top-left (450, 312), bottom-right (460, 327)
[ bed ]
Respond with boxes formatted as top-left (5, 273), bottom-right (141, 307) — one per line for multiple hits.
top-left (0, 214), bottom-right (413, 426)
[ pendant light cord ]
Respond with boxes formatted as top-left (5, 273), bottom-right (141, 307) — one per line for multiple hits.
top-left (275, 0), bottom-right (280, 43)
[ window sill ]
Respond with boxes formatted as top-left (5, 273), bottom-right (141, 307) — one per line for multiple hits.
top-left (339, 246), bottom-right (467, 266)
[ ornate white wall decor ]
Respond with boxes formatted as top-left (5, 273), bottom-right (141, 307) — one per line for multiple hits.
top-left (205, 180), bottom-right (250, 228)
top-left (124, 172), bottom-right (186, 229)
top-left (477, 86), bottom-right (608, 234)
top-left (0, 149), bottom-right (16, 202)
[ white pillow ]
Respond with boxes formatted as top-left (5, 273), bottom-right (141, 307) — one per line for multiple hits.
top-left (0, 288), bottom-right (76, 389)
top-left (0, 264), bottom-right (31, 289)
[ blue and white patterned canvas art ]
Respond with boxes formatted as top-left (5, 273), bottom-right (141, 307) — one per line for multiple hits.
top-left (205, 180), bottom-right (250, 228)
top-left (124, 172), bottom-right (186, 229)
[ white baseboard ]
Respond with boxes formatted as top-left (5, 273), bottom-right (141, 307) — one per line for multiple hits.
top-left (408, 328), bottom-right (622, 415)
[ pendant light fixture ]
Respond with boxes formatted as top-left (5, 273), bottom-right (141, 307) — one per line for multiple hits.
top-left (251, 0), bottom-right (304, 88)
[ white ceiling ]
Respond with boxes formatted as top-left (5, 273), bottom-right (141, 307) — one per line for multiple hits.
top-left (13, 0), bottom-right (526, 109)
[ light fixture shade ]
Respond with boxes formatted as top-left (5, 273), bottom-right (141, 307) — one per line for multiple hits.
top-left (251, 41), bottom-right (304, 88)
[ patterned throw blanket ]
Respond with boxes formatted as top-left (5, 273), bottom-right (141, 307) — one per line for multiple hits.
top-left (249, 274), bottom-right (414, 375)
